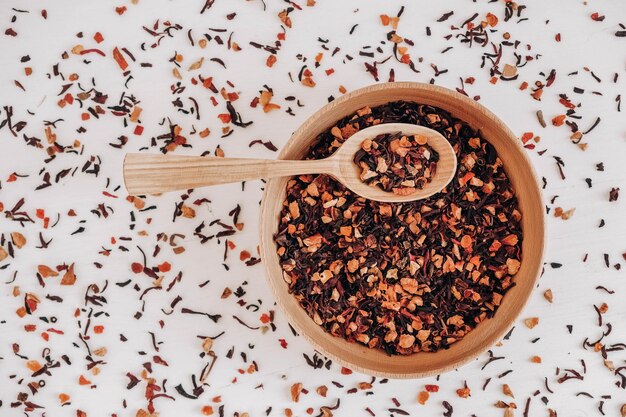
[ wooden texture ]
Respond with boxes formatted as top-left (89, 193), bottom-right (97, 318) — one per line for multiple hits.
top-left (123, 123), bottom-right (456, 202)
top-left (123, 154), bottom-right (336, 195)
top-left (259, 82), bottom-right (546, 378)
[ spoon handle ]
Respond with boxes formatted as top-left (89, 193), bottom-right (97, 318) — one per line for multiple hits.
top-left (123, 153), bottom-right (336, 195)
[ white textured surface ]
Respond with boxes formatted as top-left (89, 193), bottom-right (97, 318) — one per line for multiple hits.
top-left (0, 1), bottom-right (624, 416)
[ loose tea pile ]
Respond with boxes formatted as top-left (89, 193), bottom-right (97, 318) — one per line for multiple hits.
top-left (276, 101), bottom-right (523, 355)
top-left (354, 132), bottom-right (439, 194)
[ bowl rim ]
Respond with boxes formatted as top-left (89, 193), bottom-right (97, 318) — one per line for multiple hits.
top-left (259, 81), bottom-right (546, 378)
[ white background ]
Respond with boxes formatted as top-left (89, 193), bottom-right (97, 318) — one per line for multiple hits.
top-left (0, 0), bottom-right (624, 416)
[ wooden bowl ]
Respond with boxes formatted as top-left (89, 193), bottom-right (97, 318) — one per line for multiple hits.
top-left (259, 82), bottom-right (545, 378)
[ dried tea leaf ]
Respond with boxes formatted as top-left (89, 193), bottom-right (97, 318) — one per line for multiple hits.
top-left (543, 289), bottom-right (553, 303)
top-left (93, 347), bottom-right (108, 357)
top-left (60, 264), bottom-right (77, 285)
top-left (417, 391), bottom-right (429, 405)
top-left (11, 232), bottom-right (26, 248)
top-left (456, 387), bottom-right (471, 398)
top-left (290, 382), bottom-right (302, 402)
top-left (524, 317), bottom-right (539, 329)
top-left (188, 57), bottom-right (204, 71)
top-left (502, 64), bottom-right (517, 79)
top-left (202, 337), bottom-right (213, 353)
top-left (180, 205), bottom-right (196, 218)
top-left (38, 265), bottom-right (59, 277)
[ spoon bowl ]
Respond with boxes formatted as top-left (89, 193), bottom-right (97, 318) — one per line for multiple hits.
top-left (329, 123), bottom-right (456, 202)
top-left (124, 124), bottom-right (456, 202)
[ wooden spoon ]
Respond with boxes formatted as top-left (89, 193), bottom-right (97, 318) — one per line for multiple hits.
top-left (123, 123), bottom-right (457, 202)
